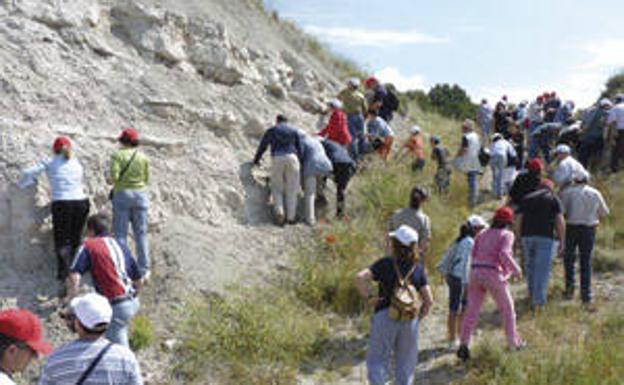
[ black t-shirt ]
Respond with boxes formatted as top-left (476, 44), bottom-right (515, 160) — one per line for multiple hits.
top-left (518, 187), bottom-right (562, 238)
top-left (433, 145), bottom-right (449, 168)
top-left (369, 257), bottom-right (428, 313)
top-left (509, 171), bottom-right (540, 206)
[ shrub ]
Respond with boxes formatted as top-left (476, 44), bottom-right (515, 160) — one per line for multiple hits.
top-left (129, 314), bottom-right (155, 351)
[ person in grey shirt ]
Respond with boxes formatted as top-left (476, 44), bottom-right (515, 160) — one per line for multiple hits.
top-left (560, 171), bottom-right (609, 303)
top-left (40, 293), bottom-right (143, 385)
top-left (388, 187), bottom-right (431, 265)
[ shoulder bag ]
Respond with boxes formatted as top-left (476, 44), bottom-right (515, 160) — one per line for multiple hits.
top-left (109, 150), bottom-right (138, 201)
top-left (388, 258), bottom-right (421, 321)
top-left (76, 342), bottom-right (114, 385)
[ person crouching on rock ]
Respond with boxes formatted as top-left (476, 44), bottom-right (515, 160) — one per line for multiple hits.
top-left (355, 225), bottom-right (433, 385)
top-left (108, 128), bottom-right (151, 281)
top-left (65, 214), bottom-right (142, 347)
top-left (41, 293), bottom-right (143, 384)
top-left (18, 136), bottom-right (90, 281)
top-left (253, 115), bottom-right (304, 226)
top-left (457, 207), bottom-right (524, 361)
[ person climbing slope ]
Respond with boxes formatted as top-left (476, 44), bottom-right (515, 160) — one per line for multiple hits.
top-left (19, 136), bottom-right (90, 281)
top-left (317, 99), bottom-right (352, 148)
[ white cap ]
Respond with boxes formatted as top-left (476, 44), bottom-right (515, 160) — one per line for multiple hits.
top-left (70, 293), bottom-right (112, 330)
top-left (467, 215), bottom-right (488, 228)
top-left (599, 98), bottom-right (613, 107)
top-left (410, 125), bottom-right (421, 134)
top-left (389, 225), bottom-right (419, 246)
top-left (555, 144), bottom-right (571, 154)
top-left (327, 98), bottom-right (343, 109)
top-left (347, 77), bottom-right (360, 87)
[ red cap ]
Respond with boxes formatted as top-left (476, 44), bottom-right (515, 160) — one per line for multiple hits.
top-left (0, 309), bottom-right (52, 355)
top-left (526, 158), bottom-right (543, 172)
top-left (119, 128), bottom-right (139, 144)
top-left (494, 206), bottom-right (514, 224)
top-left (550, 91), bottom-right (556, 97)
top-left (537, 95), bottom-right (544, 102)
top-left (52, 136), bottom-right (71, 153)
top-left (365, 77), bottom-right (378, 88)
top-left (540, 178), bottom-right (554, 190)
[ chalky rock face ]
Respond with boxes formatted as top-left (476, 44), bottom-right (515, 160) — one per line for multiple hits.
top-left (0, 0), bottom-right (340, 299)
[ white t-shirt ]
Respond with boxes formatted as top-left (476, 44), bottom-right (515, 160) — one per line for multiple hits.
top-left (553, 156), bottom-right (587, 187)
top-left (0, 372), bottom-right (15, 385)
top-left (607, 103), bottom-right (624, 130)
top-left (461, 131), bottom-right (481, 172)
top-left (490, 138), bottom-right (514, 158)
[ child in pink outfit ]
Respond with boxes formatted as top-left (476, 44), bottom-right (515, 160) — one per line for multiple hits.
top-left (457, 206), bottom-right (524, 361)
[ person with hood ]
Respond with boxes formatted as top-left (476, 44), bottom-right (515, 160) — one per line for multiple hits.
top-left (18, 136), bottom-right (90, 281)
top-left (0, 308), bottom-right (52, 385)
top-left (355, 225), bottom-right (433, 385)
top-left (436, 215), bottom-right (487, 348)
top-left (338, 78), bottom-right (368, 160)
top-left (457, 207), bottom-right (524, 361)
top-left (253, 115), bottom-right (304, 225)
top-left (477, 99), bottom-right (493, 141)
top-left (298, 131), bottom-right (332, 225)
top-left (317, 99), bottom-right (352, 148)
top-left (454, 119), bottom-right (481, 207)
top-left (108, 128), bottom-right (151, 279)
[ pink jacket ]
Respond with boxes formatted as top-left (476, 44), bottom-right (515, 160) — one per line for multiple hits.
top-left (471, 228), bottom-right (521, 279)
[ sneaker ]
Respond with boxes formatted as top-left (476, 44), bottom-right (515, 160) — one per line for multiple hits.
top-left (457, 344), bottom-right (470, 362)
top-left (274, 213), bottom-right (286, 226)
top-left (142, 270), bottom-right (152, 285)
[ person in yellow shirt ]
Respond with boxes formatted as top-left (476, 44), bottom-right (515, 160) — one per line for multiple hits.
top-left (337, 78), bottom-right (368, 161)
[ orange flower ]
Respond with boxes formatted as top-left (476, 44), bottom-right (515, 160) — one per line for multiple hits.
top-left (325, 234), bottom-right (337, 244)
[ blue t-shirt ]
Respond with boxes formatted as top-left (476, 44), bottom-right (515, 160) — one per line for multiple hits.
top-left (369, 257), bottom-right (428, 313)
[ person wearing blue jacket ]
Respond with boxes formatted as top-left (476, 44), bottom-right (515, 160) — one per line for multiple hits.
top-left (320, 139), bottom-right (356, 218)
top-left (253, 115), bottom-right (304, 225)
top-left (299, 131), bottom-right (332, 225)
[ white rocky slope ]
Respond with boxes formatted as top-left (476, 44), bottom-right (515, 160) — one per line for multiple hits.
top-left (0, 0), bottom-right (342, 382)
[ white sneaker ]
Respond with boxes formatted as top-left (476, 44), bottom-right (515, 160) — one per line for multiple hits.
top-left (142, 270), bottom-right (152, 285)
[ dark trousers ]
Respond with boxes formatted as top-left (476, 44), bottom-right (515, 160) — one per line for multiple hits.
top-left (334, 163), bottom-right (354, 217)
top-left (564, 225), bottom-right (595, 303)
top-left (51, 199), bottom-right (90, 280)
top-left (578, 136), bottom-right (604, 169)
top-left (611, 131), bottom-right (624, 172)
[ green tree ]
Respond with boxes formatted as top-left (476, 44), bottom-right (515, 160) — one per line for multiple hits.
top-left (601, 70), bottom-right (624, 99)
top-left (427, 83), bottom-right (477, 120)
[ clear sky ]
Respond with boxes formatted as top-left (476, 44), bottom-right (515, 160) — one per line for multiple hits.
top-left (264, 0), bottom-right (624, 108)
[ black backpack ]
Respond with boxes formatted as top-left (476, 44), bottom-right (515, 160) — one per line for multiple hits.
top-left (384, 89), bottom-right (400, 112)
top-left (478, 147), bottom-right (490, 167)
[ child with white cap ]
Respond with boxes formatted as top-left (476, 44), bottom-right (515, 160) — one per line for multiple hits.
top-left (355, 225), bottom-right (433, 385)
top-left (437, 215), bottom-right (487, 348)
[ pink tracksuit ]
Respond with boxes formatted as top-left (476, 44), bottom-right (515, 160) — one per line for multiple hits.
top-left (460, 228), bottom-right (523, 348)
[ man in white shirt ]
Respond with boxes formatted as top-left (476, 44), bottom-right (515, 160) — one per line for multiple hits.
top-left (0, 309), bottom-right (52, 385)
top-left (608, 94), bottom-right (624, 172)
top-left (455, 119), bottom-right (482, 207)
top-left (489, 133), bottom-right (517, 198)
top-left (560, 171), bottom-right (609, 303)
top-left (551, 144), bottom-right (588, 189)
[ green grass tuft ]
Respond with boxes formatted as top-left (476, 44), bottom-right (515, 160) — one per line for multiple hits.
top-left (129, 314), bottom-right (155, 351)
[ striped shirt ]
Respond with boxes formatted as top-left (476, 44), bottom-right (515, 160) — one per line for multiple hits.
top-left (39, 339), bottom-right (143, 385)
top-left (70, 236), bottom-right (140, 301)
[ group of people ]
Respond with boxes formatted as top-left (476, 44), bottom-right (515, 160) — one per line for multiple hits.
top-left (0, 129), bottom-right (154, 384)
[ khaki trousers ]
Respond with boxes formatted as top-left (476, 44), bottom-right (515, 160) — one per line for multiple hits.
top-left (271, 154), bottom-right (300, 221)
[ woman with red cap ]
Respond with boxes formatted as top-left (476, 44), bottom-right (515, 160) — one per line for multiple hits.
top-left (457, 206), bottom-right (524, 361)
top-left (108, 128), bottom-right (151, 280)
top-left (18, 136), bottom-right (90, 280)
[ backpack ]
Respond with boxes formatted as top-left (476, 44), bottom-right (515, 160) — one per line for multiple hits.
top-left (384, 89), bottom-right (400, 112)
top-left (478, 146), bottom-right (490, 167)
top-left (388, 258), bottom-right (420, 321)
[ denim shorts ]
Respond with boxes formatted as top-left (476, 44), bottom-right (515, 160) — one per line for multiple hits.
top-left (446, 275), bottom-right (467, 313)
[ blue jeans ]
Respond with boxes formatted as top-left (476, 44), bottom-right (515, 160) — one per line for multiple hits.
top-left (490, 154), bottom-right (506, 198)
top-left (106, 297), bottom-right (140, 347)
top-left (467, 171), bottom-right (479, 207)
top-left (528, 122), bottom-right (541, 159)
top-left (347, 113), bottom-right (365, 161)
top-left (367, 309), bottom-right (420, 385)
top-left (112, 190), bottom-right (150, 276)
top-left (564, 225), bottom-right (595, 303)
top-left (522, 236), bottom-right (557, 306)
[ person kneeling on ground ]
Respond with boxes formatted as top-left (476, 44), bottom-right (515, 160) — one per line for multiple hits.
top-left (0, 309), bottom-right (52, 385)
top-left (40, 293), bottom-right (143, 384)
top-left (366, 109), bottom-right (395, 161)
top-left (355, 225), bottom-right (433, 385)
top-left (436, 215), bottom-right (487, 348)
top-left (66, 214), bottom-right (142, 347)
top-left (457, 207), bottom-right (524, 361)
